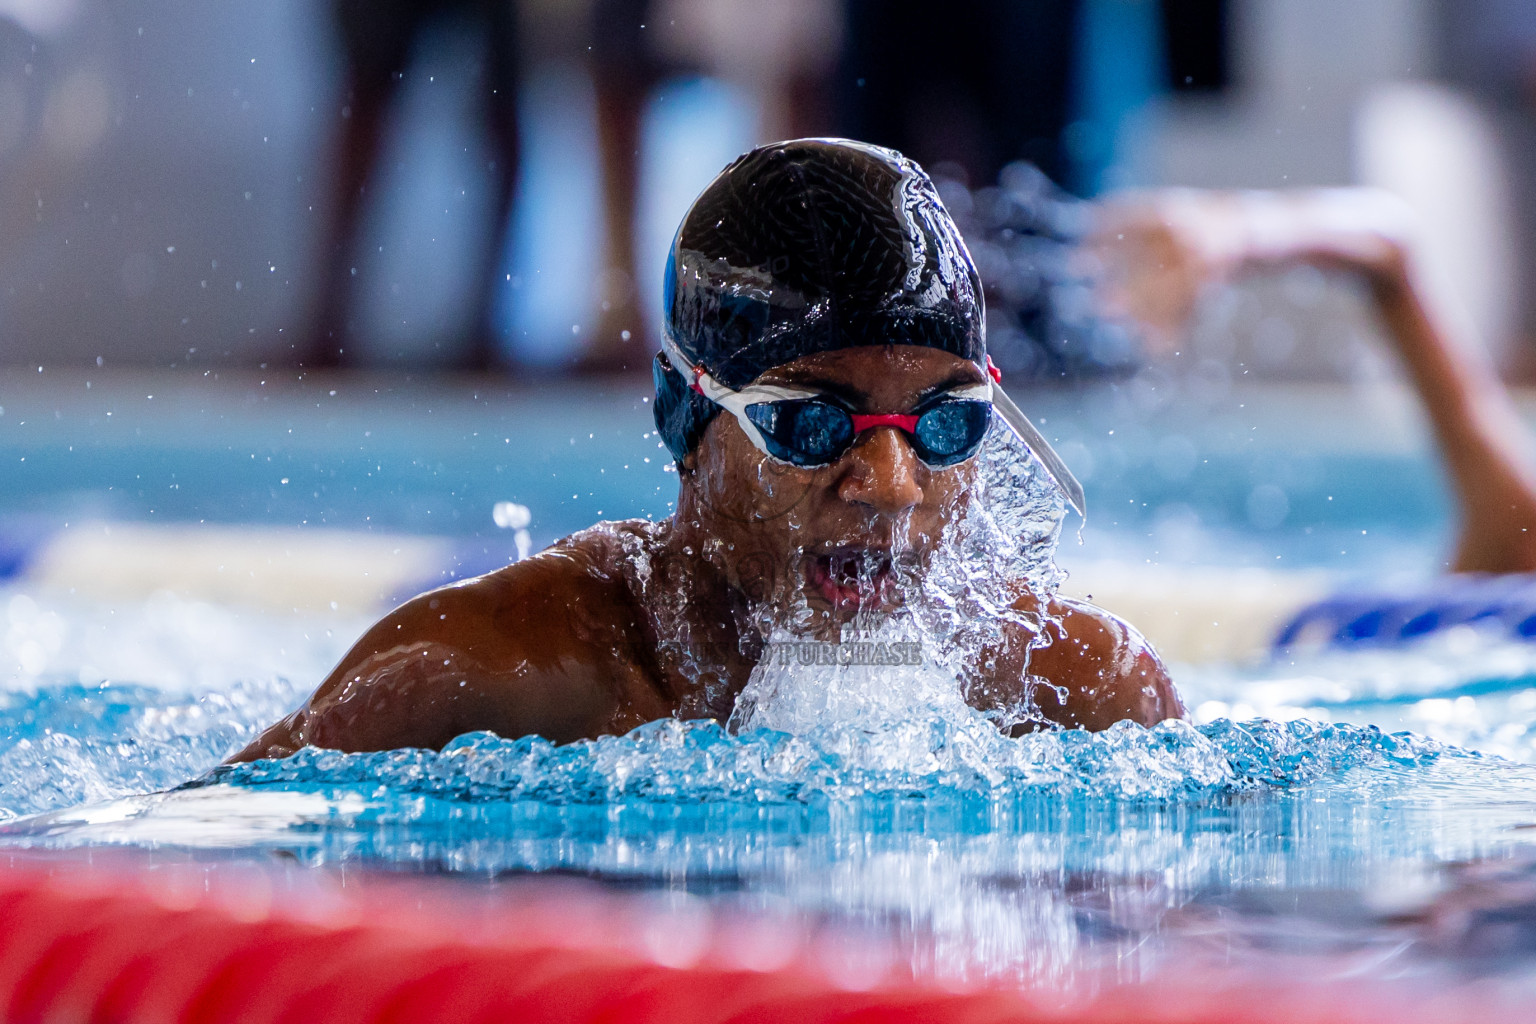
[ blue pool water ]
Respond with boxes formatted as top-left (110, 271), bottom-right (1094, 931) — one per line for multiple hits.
top-left (0, 369), bottom-right (1452, 565)
top-left (5, 370), bottom-right (1536, 991)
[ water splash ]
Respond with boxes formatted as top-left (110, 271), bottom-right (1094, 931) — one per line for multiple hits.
top-left (0, 678), bottom-right (304, 820)
top-left (1181, 629), bottom-right (1536, 763)
top-left (904, 423), bottom-right (1069, 730)
top-left (199, 716), bottom-right (1451, 807)
top-left (0, 587), bottom-right (348, 819)
top-left (728, 619), bottom-right (974, 735)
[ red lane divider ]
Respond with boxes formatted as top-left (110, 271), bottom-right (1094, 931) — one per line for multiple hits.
top-left (0, 855), bottom-right (1517, 1024)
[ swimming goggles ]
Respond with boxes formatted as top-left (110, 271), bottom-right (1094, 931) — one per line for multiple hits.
top-left (660, 337), bottom-right (1086, 518)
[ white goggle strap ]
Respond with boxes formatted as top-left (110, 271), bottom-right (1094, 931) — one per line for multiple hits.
top-left (693, 371), bottom-right (819, 458)
top-left (661, 330), bottom-right (818, 457)
top-left (947, 382), bottom-right (993, 402)
top-left (989, 382), bottom-right (1086, 520)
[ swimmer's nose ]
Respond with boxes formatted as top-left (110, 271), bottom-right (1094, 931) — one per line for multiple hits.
top-left (837, 427), bottom-right (923, 515)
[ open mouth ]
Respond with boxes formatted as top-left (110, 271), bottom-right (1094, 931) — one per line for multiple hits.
top-left (805, 547), bottom-right (900, 612)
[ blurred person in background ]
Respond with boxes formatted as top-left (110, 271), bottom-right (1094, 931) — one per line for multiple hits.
top-left (838, 0), bottom-right (1083, 191)
top-left (304, 0), bottom-right (524, 371)
top-left (582, 0), bottom-right (842, 373)
top-left (302, 0), bottom-right (841, 375)
top-left (1097, 188), bottom-right (1536, 575)
top-left (837, 0), bottom-right (1229, 196)
top-left (834, 0), bottom-right (1227, 383)
top-left (1437, 0), bottom-right (1536, 380)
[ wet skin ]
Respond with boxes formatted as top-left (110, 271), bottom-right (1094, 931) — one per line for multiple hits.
top-left (230, 346), bottom-right (1182, 762)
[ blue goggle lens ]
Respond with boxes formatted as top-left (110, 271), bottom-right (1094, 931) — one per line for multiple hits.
top-left (744, 398), bottom-right (991, 468)
top-left (912, 399), bottom-right (992, 466)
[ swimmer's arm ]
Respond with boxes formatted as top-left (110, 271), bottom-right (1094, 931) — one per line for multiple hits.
top-left (1093, 188), bottom-right (1418, 351)
top-left (226, 563), bottom-right (627, 762)
top-left (1367, 251), bottom-right (1536, 571)
top-left (1100, 188), bottom-right (1536, 572)
top-left (1014, 596), bottom-right (1183, 731)
top-left (1245, 204), bottom-right (1536, 571)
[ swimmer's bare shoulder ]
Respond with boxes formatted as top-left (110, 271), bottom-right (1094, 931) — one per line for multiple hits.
top-left (979, 591), bottom-right (1182, 733)
top-left (227, 522), bottom-right (667, 762)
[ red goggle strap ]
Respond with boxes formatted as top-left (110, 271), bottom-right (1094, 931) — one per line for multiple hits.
top-left (849, 413), bottom-right (921, 433)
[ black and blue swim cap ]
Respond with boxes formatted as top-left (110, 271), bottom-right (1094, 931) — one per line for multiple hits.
top-left (653, 138), bottom-right (987, 464)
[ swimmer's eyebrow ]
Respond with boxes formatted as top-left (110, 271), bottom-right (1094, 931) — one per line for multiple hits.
top-left (913, 370), bottom-right (987, 401)
top-left (773, 370), bottom-right (985, 408)
top-left (773, 376), bottom-right (862, 404)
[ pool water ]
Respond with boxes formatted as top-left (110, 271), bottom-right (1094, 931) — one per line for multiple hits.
top-left (0, 368), bottom-right (1455, 566)
top-left (7, 631), bottom-right (1536, 990)
top-left (6, 370), bottom-right (1536, 994)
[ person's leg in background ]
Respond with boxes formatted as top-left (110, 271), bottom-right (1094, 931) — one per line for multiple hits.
top-left (981, 0), bottom-right (1081, 189)
top-left (463, 0), bottom-right (522, 371)
top-left (836, 0), bottom-right (1080, 190)
top-left (303, 0), bottom-right (424, 368)
top-left (579, 0), bottom-right (658, 374)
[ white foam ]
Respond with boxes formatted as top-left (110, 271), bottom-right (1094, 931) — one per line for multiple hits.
top-left (729, 620), bottom-right (977, 735)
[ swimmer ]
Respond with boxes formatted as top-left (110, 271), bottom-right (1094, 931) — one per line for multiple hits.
top-left (1096, 188), bottom-right (1536, 574)
top-left (232, 140), bottom-right (1181, 761)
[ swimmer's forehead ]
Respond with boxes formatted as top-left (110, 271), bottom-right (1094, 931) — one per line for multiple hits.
top-left (752, 345), bottom-right (986, 408)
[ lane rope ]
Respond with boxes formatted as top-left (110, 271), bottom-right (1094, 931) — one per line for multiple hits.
top-left (0, 855), bottom-right (1507, 1024)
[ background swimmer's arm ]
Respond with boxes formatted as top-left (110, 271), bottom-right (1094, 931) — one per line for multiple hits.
top-left (1097, 188), bottom-right (1536, 573)
top-left (1366, 243), bottom-right (1536, 572)
top-left (226, 555), bottom-right (636, 762)
top-left (1092, 188), bottom-right (1418, 352)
